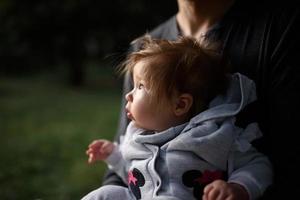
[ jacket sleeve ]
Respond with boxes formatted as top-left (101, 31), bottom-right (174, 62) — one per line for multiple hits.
top-left (227, 124), bottom-right (273, 200)
top-left (105, 143), bottom-right (128, 184)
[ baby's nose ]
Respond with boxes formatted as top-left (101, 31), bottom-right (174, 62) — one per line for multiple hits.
top-left (125, 91), bottom-right (133, 102)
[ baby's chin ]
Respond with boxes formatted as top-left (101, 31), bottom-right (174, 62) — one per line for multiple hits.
top-left (133, 121), bottom-right (167, 133)
top-left (132, 121), bottom-right (152, 131)
top-left (132, 121), bottom-right (146, 129)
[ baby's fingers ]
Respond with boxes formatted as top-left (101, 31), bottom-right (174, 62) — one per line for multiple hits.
top-left (100, 141), bottom-right (114, 154)
top-left (86, 148), bottom-right (93, 155)
top-left (88, 140), bottom-right (104, 148)
top-left (88, 153), bottom-right (94, 164)
top-left (203, 184), bottom-right (214, 200)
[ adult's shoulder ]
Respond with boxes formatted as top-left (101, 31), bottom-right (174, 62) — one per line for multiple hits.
top-left (148, 15), bottom-right (179, 40)
top-left (130, 15), bottom-right (178, 52)
top-left (267, 1), bottom-right (299, 31)
top-left (257, 0), bottom-right (299, 54)
top-left (232, 0), bottom-right (298, 11)
top-left (225, 0), bottom-right (298, 48)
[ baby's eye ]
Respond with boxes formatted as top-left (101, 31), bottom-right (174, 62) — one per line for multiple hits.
top-left (138, 83), bottom-right (144, 89)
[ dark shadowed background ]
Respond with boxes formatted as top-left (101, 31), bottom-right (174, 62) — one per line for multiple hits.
top-left (0, 0), bottom-right (177, 199)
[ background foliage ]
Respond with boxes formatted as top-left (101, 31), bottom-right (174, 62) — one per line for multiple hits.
top-left (0, 0), bottom-right (176, 85)
top-left (0, 0), bottom-right (176, 199)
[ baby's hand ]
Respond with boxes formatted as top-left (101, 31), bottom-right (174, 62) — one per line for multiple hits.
top-left (203, 180), bottom-right (249, 200)
top-left (86, 139), bottom-right (114, 164)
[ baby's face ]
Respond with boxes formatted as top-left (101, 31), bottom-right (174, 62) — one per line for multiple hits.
top-left (125, 61), bottom-right (176, 132)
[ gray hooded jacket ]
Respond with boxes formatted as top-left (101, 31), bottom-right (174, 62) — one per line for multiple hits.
top-left (106, 73), bottom-right (273, 200)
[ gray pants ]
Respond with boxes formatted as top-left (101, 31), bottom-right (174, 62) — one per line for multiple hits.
top-left (81, 185), bottom-right (134, 200)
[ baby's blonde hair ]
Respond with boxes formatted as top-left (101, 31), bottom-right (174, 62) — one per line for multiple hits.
top-left (120, 35), bottom-right (229, 116)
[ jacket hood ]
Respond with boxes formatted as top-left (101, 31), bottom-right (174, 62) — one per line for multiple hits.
top-left (183, 73), bottom-right (257, 132)
top-left (130, 73), bottom-right (260, 170)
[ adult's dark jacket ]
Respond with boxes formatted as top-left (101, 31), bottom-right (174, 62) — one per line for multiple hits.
top-left (103, 0), bottom-right (299, 199)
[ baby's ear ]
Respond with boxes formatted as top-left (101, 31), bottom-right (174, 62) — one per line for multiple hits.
top-left (173, 93), bottom-right (193, 116)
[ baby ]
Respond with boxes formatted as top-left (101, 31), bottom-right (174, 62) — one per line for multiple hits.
top-left (82, 36), bottom-right (272, 200)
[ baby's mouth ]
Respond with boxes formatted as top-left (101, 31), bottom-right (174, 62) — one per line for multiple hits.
top-left (125, 108), bottom-right (134, 120)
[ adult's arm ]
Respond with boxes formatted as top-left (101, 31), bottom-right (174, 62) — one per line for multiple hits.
top-left (261, 4), bottom-right (300, 199)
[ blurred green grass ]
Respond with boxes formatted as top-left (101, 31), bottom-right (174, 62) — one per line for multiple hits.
top-left (0, 66), bottom-right (122, 199)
